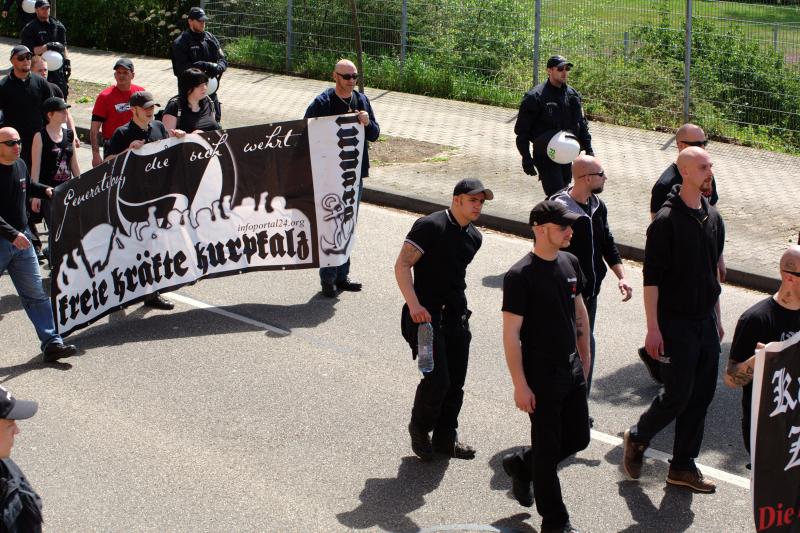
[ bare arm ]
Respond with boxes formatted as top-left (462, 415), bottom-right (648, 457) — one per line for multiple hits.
top-left (90, 121), bottom-right (103, 167)
top-left (575, 295), bottom-right (591, 379)
top-left (162, 114), bottom-right (178, 131)
top-left (70, 147), bottom-right (81, 177)
top-left (724, 357), bottom-right (755, 388)
top-left (715, 299), bottom-right (724, 341)
top-left (643, 285), bottom-right (663, 359)
top-left (503, 311), bottom-right (536, 413)
top-left (393, 242), bottom-right (431, 323)
top-left (66, 110), bottom-right (79, 148)
top-left (610, 263), bottom-right (633, 302)
top-left (30, 133), bottom-right (43, 213)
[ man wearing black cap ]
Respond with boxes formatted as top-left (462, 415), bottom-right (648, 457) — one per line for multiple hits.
top-left (0, 125), bottom-right (78, 361)
top-left (105, 91), bottom-right (185, 311)
top-left (0, 385), bottom-right (43, 532)
top-left (20, 0), bottom-right (69, 99)
top-left (501, 200), bottom-right (591, 533)
top-left (2, 0), bottom-right (35, 32)
top-left (90, 58), bottom-right (145, 167)
top-left (514, 55), bottom-right (594, 198)
top-left (171, 6), bottom-right (227, 122)
top-left (395, 178), bottom-right (492, 461)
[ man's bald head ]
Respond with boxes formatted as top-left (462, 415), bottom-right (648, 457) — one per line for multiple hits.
top-left (676, 124), bottom-right (707, 153)
top-left (0, 127), bottom-right (21, 164)
top-left (335, 59), bottom-right (356, 72)
top-left (571, 154), bottom-right (598, 179)
top-left (676, 147), bottom-right (714, 196)
top-left (780, 245), bottom-right (800, 274)
top-left (0, 127), bottom-right (20, 141)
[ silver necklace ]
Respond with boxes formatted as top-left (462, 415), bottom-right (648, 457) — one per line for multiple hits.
top-left (336, 93), bottom-right (354, 112)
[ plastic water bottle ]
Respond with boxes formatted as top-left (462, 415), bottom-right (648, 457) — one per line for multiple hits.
top-left (417, 322), bottom-right (434, 373)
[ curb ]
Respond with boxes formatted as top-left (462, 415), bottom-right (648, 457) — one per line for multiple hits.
top-left (362, 187), bottom-right (780, 295)
top-left (76, 125), bottom-right (779, 294)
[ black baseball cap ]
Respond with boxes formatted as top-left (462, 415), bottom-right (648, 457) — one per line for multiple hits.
top-left (188, 7), bottom-right (209, 21)
top-left (35, 0), bottom-right (50, 7)
top-left (453, 178), bottom-right (494, 200)
top-left (113, 58), bottom-right (134, 72)
top-left (546, 55), bottom-right (573, 69)
top-left (9, 45), bottom-right (31, 59)
top-left (129, 91), bottom-right (159, 109)
top-left (0, 386), bottom-right (38, 420)
top-left (529, 200), bottom-right (580, 227)
top-left (42, 97), bottom-right (70, 113)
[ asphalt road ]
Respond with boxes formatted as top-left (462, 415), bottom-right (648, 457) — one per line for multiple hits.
top-left (0, 158), bottom-right (763, 532)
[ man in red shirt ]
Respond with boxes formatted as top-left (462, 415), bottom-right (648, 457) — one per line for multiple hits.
top-left (89, 58), bottom-right (144, 167)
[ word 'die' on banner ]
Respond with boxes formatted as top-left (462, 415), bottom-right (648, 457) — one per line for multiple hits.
top-left (751, 331), bottom-right (800, 532)
top-left (50, 115), bottom-right (364, 335)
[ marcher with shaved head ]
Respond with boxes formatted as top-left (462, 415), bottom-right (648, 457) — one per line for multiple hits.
top-left (305, 58), bottom-right (380, 298)
top-left (0, 126), bottom-right (78, 362)
top-left (550, 155), bottom-right (632, 400)
top-left (724, 245), bottom-right (800, 461)
top-left (623, 147), bottom-right (725, 493)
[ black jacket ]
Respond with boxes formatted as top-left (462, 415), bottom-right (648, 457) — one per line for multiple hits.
top-left (0, 458), bottom-right (42, 533)
top-left (551, 189), bottom-right (622, 299)
top-left (0, 71), bottom-right (53, 142)
top-left (644, 186), bottom-right (725, 320)
top-left (0, 159), bottom-right (49, 242)
top-left (514, 80), bottom-right (592, 161)
top-left (171, 29), bottom-right (227, 79)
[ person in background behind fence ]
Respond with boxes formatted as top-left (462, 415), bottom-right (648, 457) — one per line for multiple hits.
top-left (304, 58), bottom-right (380, 298)
top-left (514, 55), bottom-right (593, 198)
top-left (395, 179), bottom-right (491, 462)
top-left (171, 7), bottom-right (227, 123)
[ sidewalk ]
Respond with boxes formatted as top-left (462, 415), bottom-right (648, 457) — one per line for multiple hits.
top-left (4, 37), bottom-right (796, 291)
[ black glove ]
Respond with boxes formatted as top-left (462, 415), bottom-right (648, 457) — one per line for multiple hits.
top-left (62, 57), bottom-right (71, 80)
top-left (46, 42), bottom-right (65, 55)
top-left (522, 157), bottom-right (537, 176)
top-left (585, 148), bottom-right (595, 157)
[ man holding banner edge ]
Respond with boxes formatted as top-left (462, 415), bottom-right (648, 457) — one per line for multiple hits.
top-left (304, 58), bottom-right (380, 298)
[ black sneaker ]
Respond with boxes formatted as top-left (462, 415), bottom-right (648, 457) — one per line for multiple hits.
top-left (43, 342), bottom-right (78, 363)
top-left (408, 422), bottom-right (433, 461)
top-left (336, 278), bottom-right (362, 292)
top-left (542, 522), bottom-right (580, 533)
top-left (143, 294), bottom-right (174, 310)
top-left (502, 453), bottom-right (533, 507)
top-left (433, 440), bottom-right (476, 460)
top-left (321, 282), bottom-right (338, 298)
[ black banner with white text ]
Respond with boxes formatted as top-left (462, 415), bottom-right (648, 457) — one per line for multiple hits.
top-left (50, 116), bottom-right (364, 335)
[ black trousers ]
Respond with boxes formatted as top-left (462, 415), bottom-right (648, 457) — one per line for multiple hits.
top-left (410, 308), bottom-right (471, 446)
top-left (631, 314), bottom-right (720, 470)
top-left (535, 155), bottom-right (572, 198)
top-left (514, 355), bottom-right (590, 529)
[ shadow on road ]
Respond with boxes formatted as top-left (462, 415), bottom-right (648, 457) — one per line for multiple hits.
top-left (336, 456), bottom-right (449, 532)
top-left (0, 356), bottom-right (72, 385)
top-left (482, 273), bottom-right (505, 289)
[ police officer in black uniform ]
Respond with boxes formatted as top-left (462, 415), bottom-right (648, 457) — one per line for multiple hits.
top-left (20, 0), bottom-right (69, 99)
top-left (514, 55), bottom-right (593, 198)
top-left (0, 385), bottom-right (44, 532)
top-left (171, 6), bottom-right (227, 123)
top-left (395, 178), bottom-right (492, 461)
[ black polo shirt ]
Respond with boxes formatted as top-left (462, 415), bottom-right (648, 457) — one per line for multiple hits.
top-left (0, 71), bottom-right (53, 141)
top-left (405, 209), bottom-right (482, 311)
top-left (106, 119), bottom-right (170, 158)
top-left (502, 251), bottom-right (585, 366)
top-left (0, 159), bottom-right (48, 242)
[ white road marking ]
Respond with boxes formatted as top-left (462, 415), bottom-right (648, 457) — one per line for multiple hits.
top-left (168, 289), bottom-right (751, 491)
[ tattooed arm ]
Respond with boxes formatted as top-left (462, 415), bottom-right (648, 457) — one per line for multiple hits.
top-left (724, 356), bottom-right (755, 388)
top-left (394, 242), bottom-right (431, 323)
top-left (575, 295), bottom-right (591, 379)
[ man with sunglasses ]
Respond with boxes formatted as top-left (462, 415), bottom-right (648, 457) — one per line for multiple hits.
top-left (0, 44), bottom-right (53, 169)
top-left (623, 147), bottom-right (725, 494)
top-left (20, 0), bottom-right (69, 99)
top-left (514, 55), bottom-right (594, 198)
top-left (305, 59), bottom-right (380, 298)
top-left (501, 200), bottom-right (591, 533)
top-left (0, 126), bottom-right (78, 362)
top-left (550, 155), bottom-right (633, 400)
top-left (723, 245), bottom-right (800, 462)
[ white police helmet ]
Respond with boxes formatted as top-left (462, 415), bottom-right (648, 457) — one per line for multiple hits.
top-left (547, 130), bottom-right (581, 164)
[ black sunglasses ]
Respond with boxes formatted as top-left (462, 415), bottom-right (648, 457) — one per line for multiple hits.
top-left (578, 170), bottom-right (605, 179)
top-left (680, 139), bottom-right (708, 147)
top-left (0, 139), bottom-right (22, 146)
top-left (336, 72), bottom-right (360, 80)
top-left (14, 54), bottom-right (32, 61)
top-left (783, 270), bottom-right (800, 277)
top-left (556, 66), bottom-right (572, 72)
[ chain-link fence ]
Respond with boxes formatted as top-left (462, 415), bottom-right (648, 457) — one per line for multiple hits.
top-left (203, 0), bottom-right (800, 153)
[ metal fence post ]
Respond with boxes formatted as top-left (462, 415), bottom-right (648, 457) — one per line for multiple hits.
top-left (774, 25), bottom-right (779, 51)
top-left (624, 31), bottom-right (629, 59)
top-left (200, 0), bottom-right (206, 9)
top-left (683, 0), bottom-right (693, 123)
top-left (533, 0), bottom-right (541, 87)
top-left (286, 0), bottom-right (294, 72)
top-left (401, 0), bottom-right (407, 72)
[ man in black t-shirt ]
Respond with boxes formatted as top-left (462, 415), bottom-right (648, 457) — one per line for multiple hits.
top-left (395, 178), bottom-right (492, 461)
top-left (501, 200), bottom-right (591, 533)
top-left (105, 91), bottom-right (185, 311)
top-left (724, 245), bottom-right (800, 458)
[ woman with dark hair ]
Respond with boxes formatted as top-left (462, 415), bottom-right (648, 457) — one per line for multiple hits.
top-left (162, 67), bottom-right (220, 133)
